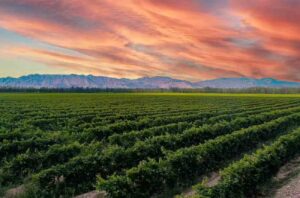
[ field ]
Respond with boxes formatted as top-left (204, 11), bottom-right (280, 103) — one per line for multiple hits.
top-left (1, 93), bottom-right (300, 198)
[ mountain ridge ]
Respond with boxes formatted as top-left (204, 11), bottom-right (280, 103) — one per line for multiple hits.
top-left (0, 74), bottom-right (300, 89)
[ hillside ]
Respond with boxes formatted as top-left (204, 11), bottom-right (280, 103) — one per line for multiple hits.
top-left (0, 74), bottom-right (299, 89)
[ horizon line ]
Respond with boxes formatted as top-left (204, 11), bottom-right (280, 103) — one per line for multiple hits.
top-left (1, 73), bottom-right (300, 83)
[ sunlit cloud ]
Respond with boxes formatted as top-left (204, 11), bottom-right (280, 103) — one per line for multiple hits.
top-left (0, 0), bottom-right (299, 81)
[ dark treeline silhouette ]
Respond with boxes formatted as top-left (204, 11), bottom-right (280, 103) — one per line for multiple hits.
top-left (1, 87), bottom-right (300, 94)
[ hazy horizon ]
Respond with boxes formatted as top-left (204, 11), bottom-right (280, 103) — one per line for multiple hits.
top-left (1, 73), bottom-right (300, 83)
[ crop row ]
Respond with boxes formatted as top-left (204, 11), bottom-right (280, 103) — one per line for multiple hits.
top-left (0, 99), bottom-right (278, 143)
top-left (0, 142), bottom-right (83, 186)
top-left (108, 103), bottom-right (300, 146)
top-left (97, 112), bottom-right (300, 197)
top-left (0, 133), bottom-right (69, 163)
top-left (26, 109), bottom-right (300, 196)
top-left (2, 103), bottom-right (297, 191)
top-left (2, 99), bottom-right (294, 166)
top-left (195, 126), bottom-right (300, 198)
top-left (4, 96), bottom-right (254, 130)
top-left (3, 105), bottom-right (299, 183)
top-left (3, 97), bottom-right (293, 133)
top-left (83, 100), bottom-right (300, 141)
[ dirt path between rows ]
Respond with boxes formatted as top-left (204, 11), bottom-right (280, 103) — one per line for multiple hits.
top-left (263, 156), bottom-right (300, 198)
top-left (74, 190), bottom-right (107, 198)
top-left (179, 172), bottom-right (220, 197)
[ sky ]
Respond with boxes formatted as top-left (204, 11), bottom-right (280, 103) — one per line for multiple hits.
top-left (0, 0), bottom-right (299, 82)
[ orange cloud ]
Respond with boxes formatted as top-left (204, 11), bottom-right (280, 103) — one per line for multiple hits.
top-left (0, 0), bottom-right (299, 81)
top-left (231, 0), bottom-right (300, 80)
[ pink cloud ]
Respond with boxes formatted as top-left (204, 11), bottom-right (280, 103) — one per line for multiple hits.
top-left (0, 0), bottom-right (299, 81)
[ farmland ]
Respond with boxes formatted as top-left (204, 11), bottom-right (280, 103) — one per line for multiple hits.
top-left (1, 93), bottom-right (300, 198)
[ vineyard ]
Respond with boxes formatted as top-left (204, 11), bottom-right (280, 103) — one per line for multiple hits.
top-left (1, 93), bottom-right (300, 198)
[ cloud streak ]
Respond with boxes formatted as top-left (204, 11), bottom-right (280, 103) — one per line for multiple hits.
top-left (0, 0), bottom-right (299, 81)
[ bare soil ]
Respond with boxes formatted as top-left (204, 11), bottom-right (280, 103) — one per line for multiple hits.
top-left (263, 156), bottom-right (300, 198)
top-left (4, 185), bottom-right (24, 198)
top-left (179, 172), bottom-right (220, 197)
top-left (74, 190), bottom-right (107, 198)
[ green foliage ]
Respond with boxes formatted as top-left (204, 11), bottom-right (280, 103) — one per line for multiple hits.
top-left (1, 93), bottom-right (300, 197)
top-left (196, 127), bottom-right (300, 198)
top-left (97, 112), bottom-right (300, 197)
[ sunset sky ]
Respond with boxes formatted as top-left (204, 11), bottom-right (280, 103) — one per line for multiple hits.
top-left (0, 0), bottom-right (299, 81)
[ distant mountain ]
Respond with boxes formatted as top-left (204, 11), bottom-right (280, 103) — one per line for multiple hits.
top-left (194, 78), bottom-right (300, 88)
top-left (0, 75), bottom-right (193, 89)
top-left (0, 74), bottom-right (299, 89)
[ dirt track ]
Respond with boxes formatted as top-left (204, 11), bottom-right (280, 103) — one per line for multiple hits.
top-left (272, 173), bottom-right (300, 198)
top-left (264, 156), bottom-right (300, 198)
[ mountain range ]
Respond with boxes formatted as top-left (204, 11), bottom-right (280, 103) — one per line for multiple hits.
top-left (0, 74), bottom-right (300, 89)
